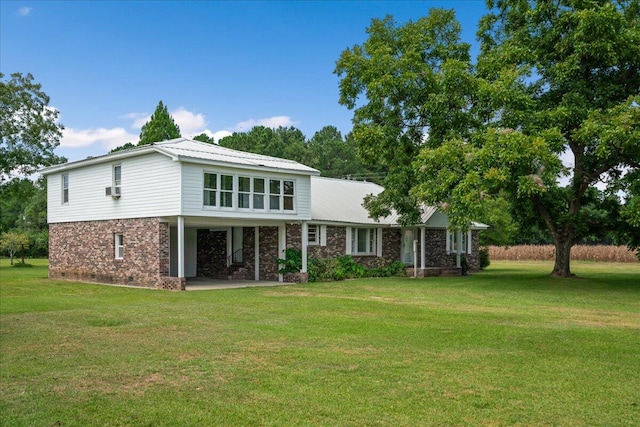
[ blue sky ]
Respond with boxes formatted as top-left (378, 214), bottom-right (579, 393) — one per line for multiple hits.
top-left (1, 1), bottom-right (488, 162)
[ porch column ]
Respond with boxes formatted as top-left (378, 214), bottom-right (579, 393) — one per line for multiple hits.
top-left (420, 227), bottom-right (426, 270)
top-left (226, 228), bottom-right (232, 267)
top-left (254, 227), bottom-right (259, 281)
top-left (301, 222), bottom-right (308, 273)
top-left (456, 230), bottom-right (462, 268)
top-left (177, 215), bottom-right (185, 278)
top-left (278, 224), bottom-right (286, 282)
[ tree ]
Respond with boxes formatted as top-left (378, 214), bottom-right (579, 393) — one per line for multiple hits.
top-left (0, 231), bottom-right (30, 265)
top-left (307, 126), bottom-right (375, 179)
top-left (335, 10), bottom-right (476, 225)
top-left (0, 72), bottom-right (65, 182)
top-left (138, 101), bottom-right (181, 145)
top-left (193, 133), bottom-right (215, 144)
top-left (335, 2), bottom-right (640, 277)
top-left (109, 142), bottom-right (137, 153)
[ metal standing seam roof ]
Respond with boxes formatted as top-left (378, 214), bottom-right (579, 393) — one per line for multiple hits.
top-left (310, 176), bottom-right (443, 226)
top-left (40, 138), bottom-right (320, 175)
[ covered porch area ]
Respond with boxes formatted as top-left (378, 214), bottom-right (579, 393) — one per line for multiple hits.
top-left (162, 216), bottom-right (311, 287)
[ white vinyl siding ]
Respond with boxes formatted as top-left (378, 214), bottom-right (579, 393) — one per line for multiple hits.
top-left (47, 153), bottom-right (181, 223)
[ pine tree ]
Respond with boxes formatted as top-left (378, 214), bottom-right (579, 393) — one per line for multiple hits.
top-left (138, 101), bottom-right (181, 145)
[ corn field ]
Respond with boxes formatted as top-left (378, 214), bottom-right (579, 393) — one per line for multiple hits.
top-left (488, 245), bottom-right (639, 263)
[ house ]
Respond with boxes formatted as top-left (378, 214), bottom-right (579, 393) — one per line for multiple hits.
top-left (42, 138), bottom-right (486, 290)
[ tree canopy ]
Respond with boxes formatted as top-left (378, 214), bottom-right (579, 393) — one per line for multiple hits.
top-left (335, 1), bottom-right (640, 276)
top-left (138, 101), bottom-right (181, 145)
top-left (0, 72), bottom-right (65, 182)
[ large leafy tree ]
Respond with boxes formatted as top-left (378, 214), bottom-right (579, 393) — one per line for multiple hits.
top-left (336, 2), bottom-right (640, 277)
top-left (0, 72), bottom-right (65, 182)
top-left (138, 101), bottom-right (181, 145)
top-left (335, 10), bottom-right (476, 225)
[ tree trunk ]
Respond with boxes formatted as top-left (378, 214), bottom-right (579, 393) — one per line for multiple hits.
top-left (551, 238), bottom-right (574, 277)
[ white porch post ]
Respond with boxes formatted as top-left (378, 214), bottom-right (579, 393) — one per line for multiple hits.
top-left (420, 227), bottom-right (426, 270)
top-left (278, 224), bottom-right (286, 282)
top-left (226, 228), bottom-right (233, 267)
top-left (177, 215), bottom-right (185, 278)
top-left (301, 222), bottom-right (308, 274)
top-left (254, 226), bottom-right (259, 281)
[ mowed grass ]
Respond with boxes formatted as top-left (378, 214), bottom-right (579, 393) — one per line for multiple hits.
top-left (1, 260), bottom-right (639, 426)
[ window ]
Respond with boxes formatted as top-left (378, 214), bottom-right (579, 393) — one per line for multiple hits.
top-left (447, 230), bottom-right (471, 254)
top-left (114, 233), bottom-right (124, 259)
top-left (253, 178), bottom-right (265, 210)
top-left (220, 175), bottom-right (233, 207)
top-left (308, 225), bottom-right (319, 245)
top-left (351, 228), bottom-right (376, 255)
top-left (238, 176), bottom-right (251, 209)
top-left (203, 173), bottom-right (217, 206)
top-left (269, 179), bottom-right (280, 210)
top-left (62, 174), bottom-right (69, 204)
top-left (203, 172), bottom-right (293, 212)
top-left (113, 164), bottom-right (121, 187)
top-left (269, 179), bottom-right (295, 211)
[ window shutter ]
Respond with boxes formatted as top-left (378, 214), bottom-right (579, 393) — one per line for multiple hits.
top-left (467, 230), bottom-right (473, 254)
top-left (376, 228), bottom-right (383, 257)
top-left (446, 229), bottom-right (451, 255)
top-left (320, 225), bottom-right (327, 247)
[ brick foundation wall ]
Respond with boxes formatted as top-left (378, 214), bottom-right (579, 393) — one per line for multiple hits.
top-left (49, 218), bottom-right (184, 290)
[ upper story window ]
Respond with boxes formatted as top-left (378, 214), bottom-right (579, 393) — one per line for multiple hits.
top-left (269, 179), bottom-right (295, 211)
top-left (113, 164), bottom-right (121, 187)
top-left (351, 227), bottom-right (376, 255)
top-left (203, 172), bottom-right (295, 212)
top-left (62, 174), bottom-right (69, 204)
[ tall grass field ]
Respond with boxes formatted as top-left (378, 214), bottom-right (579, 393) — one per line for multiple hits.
top-left (489, 244), bottom-right (638, 263)
top-left (1, 259), bottom-right (639, 426)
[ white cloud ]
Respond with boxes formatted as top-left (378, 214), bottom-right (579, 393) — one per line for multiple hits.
top-left (17, 6), bottom-right (32, 16)
top-left (172, 107), bottom-right (207, 137)
top-left (234, 116), bottom-right (297, 131)
top-left (58, 109), bottom-right (296, 154)
top-left (61, 127), bottom-right (138, 149)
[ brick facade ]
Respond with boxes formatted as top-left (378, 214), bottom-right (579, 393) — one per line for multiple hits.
top-left (49, 218), bottom-right (185, 291)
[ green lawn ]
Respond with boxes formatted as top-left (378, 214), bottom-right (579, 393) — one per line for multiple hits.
top-left (1, 259), bottom-right (639, 426)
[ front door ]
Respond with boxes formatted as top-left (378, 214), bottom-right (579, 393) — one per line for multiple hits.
top-left (401, 229), bottom-right (415, 264)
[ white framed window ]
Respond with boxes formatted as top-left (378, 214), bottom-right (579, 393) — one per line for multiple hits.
top-left (269, 179), bottom-right (295, 211)
top-left (62, 174), bottom-right (69, 204)
top-left (220, 174), bottom-right (233, 208)
top-left (114, 233), bottom-right (124, 259)
top-left (203, 172), bottom-right (294, 212)
top-left (446, 230), bottom-right (472, 254)
top-left (113, 164), bottom-right (121, 188)
top-left (253, 178), bottom-right (265, 210)
top-left (203, 173), bottom-right (217, 206)
top-left (351, 227), bottom-right (377, 255)
top-left (308, 225), bottom-right (319, 245)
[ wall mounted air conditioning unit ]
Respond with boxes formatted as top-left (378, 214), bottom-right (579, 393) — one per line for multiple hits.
top-left (105, 186), bottom-right (121, 198)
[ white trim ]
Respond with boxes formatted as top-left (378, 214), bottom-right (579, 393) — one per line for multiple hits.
top-left (345, 228), bottom-right (352, 255)
top-left (320, 225), bottom-right (327, 246)
top-left (177, 216), bottom-right (185, 278)
top-left (254, 227), bottom-right (259, 281)
top-left (446, 229), bottom-right (451, 255)
top-left (376, 228), bottom-right (383, 257)
top-left (278, 225), bottom-right (286, 282)
top-left (301, 222), bottom-right (308, 273)
top-left (467, 230), bottom-right (472, 254)
top-left (420, 227), bottom-right (426, 269)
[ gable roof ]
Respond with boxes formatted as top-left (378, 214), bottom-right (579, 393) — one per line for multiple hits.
top-left (41, 138), bottom-right (319, 175)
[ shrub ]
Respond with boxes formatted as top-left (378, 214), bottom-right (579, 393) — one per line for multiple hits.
top-left (479, 247), bottom-right (490, 270)
top-left (277, 248), bottom-right (302, 274)
top-left (308, 256), bottom-right (407, 282)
